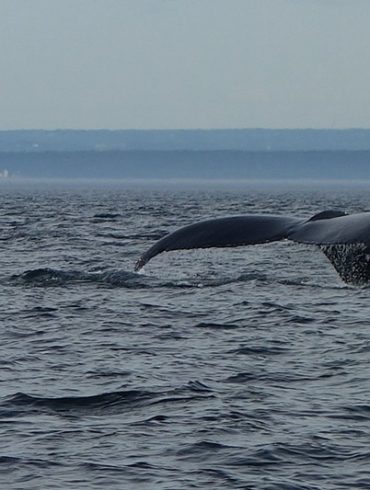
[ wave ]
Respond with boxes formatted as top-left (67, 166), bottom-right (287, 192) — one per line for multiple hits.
top-left (0, 455), bottom-right (62, 468)
top-left (0, 382), bottom-right (213, 417)
top-left (92, 212), bottom-right (122, 219)
top-left (194, 322), bottom-right (241, 330)
top-left (11, 268), bottom-right (164, 288)
top-left (9, 266), bottom-right (344, 291)
top-left (229, 345), bottom-right (290, 356)
top-left (10, 267), bottom-right (270, 289)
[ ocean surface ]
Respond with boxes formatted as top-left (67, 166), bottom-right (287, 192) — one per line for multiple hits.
top-left (2, 179), bottom-right (370, 489)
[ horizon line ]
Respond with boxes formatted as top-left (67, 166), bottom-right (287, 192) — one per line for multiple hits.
top-left (1, 127), bottom-right (370, 132)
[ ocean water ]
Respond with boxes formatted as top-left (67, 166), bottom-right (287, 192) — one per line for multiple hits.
top-left (2, 179), bottom-right (370, 489)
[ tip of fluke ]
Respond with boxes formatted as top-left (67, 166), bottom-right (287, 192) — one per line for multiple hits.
top-left (134, 257), bottom-right (145, 272)
top-left (135, 249), bottom-right (153, 271)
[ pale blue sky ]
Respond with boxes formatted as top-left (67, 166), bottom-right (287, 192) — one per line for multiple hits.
top-left (1, 0), bottom-right (370, 129)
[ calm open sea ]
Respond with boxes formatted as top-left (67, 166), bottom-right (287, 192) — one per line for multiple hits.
top-left (2, 179), bottom-right (370, 489)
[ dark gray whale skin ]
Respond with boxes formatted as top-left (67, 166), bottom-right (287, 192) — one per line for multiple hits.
top-left (135, 210), bottom-right (370, 284)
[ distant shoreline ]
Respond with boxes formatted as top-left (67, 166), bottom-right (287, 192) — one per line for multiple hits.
top-left (1, 129), bottom-right (370, 152)
top-left (1, 149), bottom-right (370, 180)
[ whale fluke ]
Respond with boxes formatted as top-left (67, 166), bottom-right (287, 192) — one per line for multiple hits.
top-left (135, 210), bottom-right (370, 285)
top-left (134, 215), bottom-right (303, 271)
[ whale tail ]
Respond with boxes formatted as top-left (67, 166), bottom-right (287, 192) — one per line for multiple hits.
top-left (319, 243), bottom-right (370, 285)
top-left (134, 209), bottom-right (370, 284)
top-left (134, 214), bottom-right (303, 271)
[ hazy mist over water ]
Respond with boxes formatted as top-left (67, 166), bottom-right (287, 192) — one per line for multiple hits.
top-left (2, 178), bottom-right (370, 488)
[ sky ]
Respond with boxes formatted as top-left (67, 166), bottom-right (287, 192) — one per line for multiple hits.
top-left (1, 0), bottom-right (370, 130)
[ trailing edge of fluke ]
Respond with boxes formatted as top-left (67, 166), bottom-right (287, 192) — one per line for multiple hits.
top-left (135, 210), bottom-right (370, 285)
